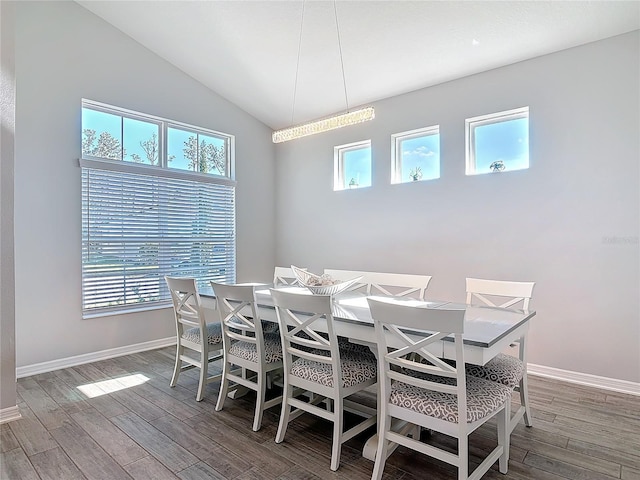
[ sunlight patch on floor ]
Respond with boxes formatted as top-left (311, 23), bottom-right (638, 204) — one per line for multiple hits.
top-left (77, 373), bottom-right (150, 398)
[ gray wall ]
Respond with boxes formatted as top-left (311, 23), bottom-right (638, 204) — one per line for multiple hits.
top-left (275, 32), bottom-right (640, 383)
top-left (1, 1), bottom-right (17, 412)
top-left (8, 1), bottom-right (639, 387)
top-left (13, 1), bottom-right (276, 368)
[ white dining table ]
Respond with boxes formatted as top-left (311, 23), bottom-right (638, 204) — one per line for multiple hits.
top-left (243, 286), bottom-right (536, 367)
top-left (202, 285), bottom-right (536, 461)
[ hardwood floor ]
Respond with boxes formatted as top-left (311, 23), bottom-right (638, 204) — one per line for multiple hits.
top-left (2, 347), bottom-right (639, 480)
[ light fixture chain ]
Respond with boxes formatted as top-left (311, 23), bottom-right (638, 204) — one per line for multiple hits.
top-left (333, 0), bottom-right (349, 113)
top-left (291, 0), bottom-right (306, 126)
top-left (272, 0), bottom-right (374, 143)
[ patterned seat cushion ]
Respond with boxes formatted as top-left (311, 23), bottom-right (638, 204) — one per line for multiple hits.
top-left (339, 346), bottom-right (376, 363)
top-left (290, 352), bottom-right (377, 388)
top-left (337, 337), bottom-right (373, 355)
top-left (228, 333), bottom-right (283, 364)
top-left (466, 353), bottom-right (524, 389)
top-left (389, 375), bottom-right (512, 423)
top-left (261, 320), bottom-right (280, 335)
top-left (182, 322), bottom-right (223, 346)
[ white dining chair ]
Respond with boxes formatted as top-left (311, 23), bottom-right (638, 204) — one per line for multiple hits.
top-left (324, 269), bottom-right (432, 299)
top-left (212, 282), bottom-right (283, 431)
top-left (367, 297), bottom-right (512, 480)
top-left (165, 276), bottom-right (224, 402)
top-left (271, 289), bottom-right (378, 471)
top-left (465, 277), bottom-right (536, 433)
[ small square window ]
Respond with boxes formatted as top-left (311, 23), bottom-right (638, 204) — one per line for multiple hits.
top-left (466, 106), bottom-right (529, 175)
top-left (392, 126), bottom-right (440, 184)
top-left (334, 140), bottom-right (371, 190)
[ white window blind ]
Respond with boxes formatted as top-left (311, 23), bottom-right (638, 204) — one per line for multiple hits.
top-left (81, 160), bottom-right (236, 315)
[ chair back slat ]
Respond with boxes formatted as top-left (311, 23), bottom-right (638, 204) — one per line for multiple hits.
top-left (165, 276), bottom-right (206, 329)
top-left (368, 297), bottom-right (464, 333)
top-left (324, 269), bottom-right (431, 300)
top-left (271, 289), bottom-right (341, 382)
top-left (466, 278), bottom-right (535, 310)
top-left (211, 282), bottom-right (264, 351)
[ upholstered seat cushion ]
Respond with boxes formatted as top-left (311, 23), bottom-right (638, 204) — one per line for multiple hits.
top-left (261, 320), bottom-right (280, 334)
top-left (389, 375), bottom-right (512, 423)
top-left (339, 346), bottom-right (376, 363)
top-left (290, 352), bottom-right (377, 388)
top-left (337, 337), bottom-right (373, 355)
top-left (466, 353), bottom-right (524, 389)
top-left (182, 322), bottom-right (223, 346)
top-left (228, 333), bottom-right (283, 364)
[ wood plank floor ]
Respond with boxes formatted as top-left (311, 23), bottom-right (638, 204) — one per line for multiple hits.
top-left (2, 347), bottom-right (639, 480)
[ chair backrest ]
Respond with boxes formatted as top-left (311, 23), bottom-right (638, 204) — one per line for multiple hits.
top-left (324, 269), bottom-right (432, 299)
top-left (270, 289), bottom-right (342, 389)
top-left (466, 278), bottom-right (535, 311)
top-left (273, 266), bottom-right (301, 286)
top-left (367, 297), bottom-right (468, 422)
top-left (165, 276), bottom-right (206, 334)
top-left (211, 282), bottom-right (265, 353)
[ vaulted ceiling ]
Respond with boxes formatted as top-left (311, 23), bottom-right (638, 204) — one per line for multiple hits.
top-left (77, 1), bottom-right (639, 130)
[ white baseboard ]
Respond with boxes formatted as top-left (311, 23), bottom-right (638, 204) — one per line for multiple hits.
top-left (16, 337), bottom-right (176, 379)
top-left (14, 340), bottom-right (639, 397)
top-left (0, 406), bottom-right (22, 424)
top-left (529, 363), bottom-right (640, 396)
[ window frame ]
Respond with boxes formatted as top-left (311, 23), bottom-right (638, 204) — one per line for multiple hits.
top-left (80, 99), bottom-right (236, 317)
top-left (82, 99), bottom-right (234, 178)
top-left (465, 106), bottom-right (529, 176)
top-left (391, 125), bottom-right (440, 184)
top-left (333, 139), bottom-right (372, 191)
top-left (166, 123), bottom-right (232, 176)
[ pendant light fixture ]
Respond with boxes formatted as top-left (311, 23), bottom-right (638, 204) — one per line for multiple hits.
top-left (272, 0), bottom-right (374, 144)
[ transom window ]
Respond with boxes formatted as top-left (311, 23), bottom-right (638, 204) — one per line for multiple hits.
top-left (466, 106), bottom-right (529, 175)
top-left (81, 100), bottom-right (236, 317)
top-left (391, 126), bottom-right (440, 184)
top-left (334, 140), bottom-right (372, 190)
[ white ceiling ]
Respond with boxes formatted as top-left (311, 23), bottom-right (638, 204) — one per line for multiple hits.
top-left (77, 1), bottom-right (639, 130)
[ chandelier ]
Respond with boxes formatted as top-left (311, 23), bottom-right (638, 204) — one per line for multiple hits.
top-left (272, 1), bottom-right (374, 144)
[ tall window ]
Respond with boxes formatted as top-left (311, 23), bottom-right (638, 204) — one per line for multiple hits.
top-left (334, 140), bottom-right (372, 190)
top-left (392, 126), bottom-right (440, 184)
top-left (81, 100), bottom-right (236, 316)
top-left (466, 106), bottom-right (529, 175)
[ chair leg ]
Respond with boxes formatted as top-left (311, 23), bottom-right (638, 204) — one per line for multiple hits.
top-left (458, 436), bottom-right (468, 480)
top-left (215, 356), bottom-right (230, 412)
top-left (196, 348), bottom-right (208, 402)
top-left (498, 401), bottom-right (511, 474)
top-left (170, 343), bottom-right (182, 387)
top-left (252, 370), bottom-right (267, 432)
top-left (371, 414), bottom-right (391, 480)
top-left (326, 398), bottom-right (333, 412)
top-left (275, 383), bottom-right (293, 444)
top-left (519, 335), bottom-right (533, 427)
top-left (520, 374), bottom-right (533, 427)
top-left (330, 398), bottom-right (343, 471)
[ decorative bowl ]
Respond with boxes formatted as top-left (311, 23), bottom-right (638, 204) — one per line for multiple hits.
top-left (291, 265), bottom-right (363, 296)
